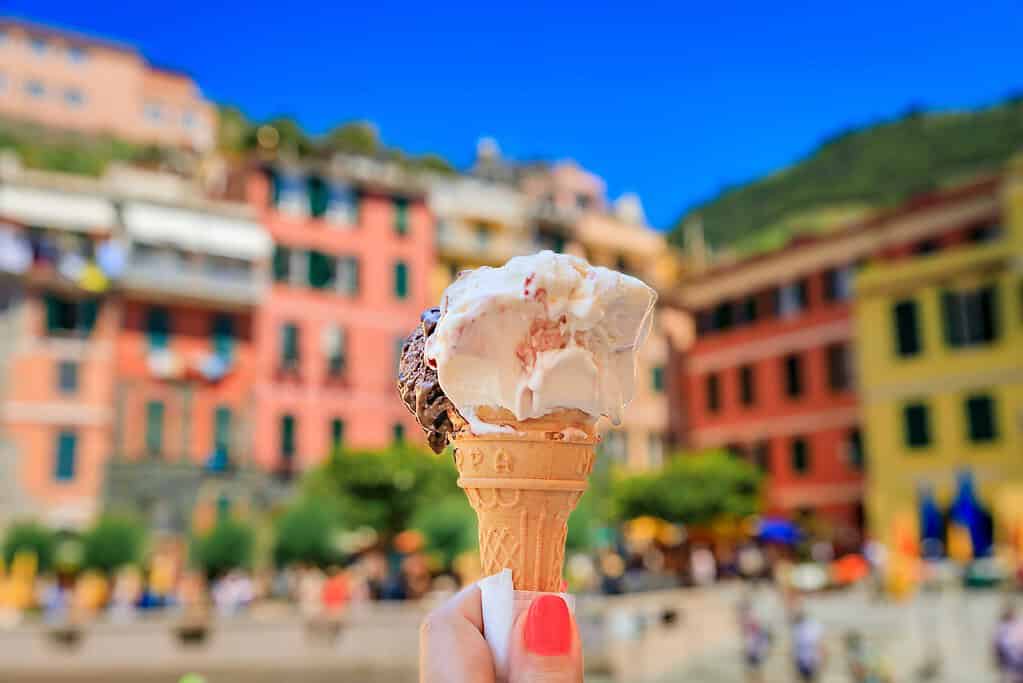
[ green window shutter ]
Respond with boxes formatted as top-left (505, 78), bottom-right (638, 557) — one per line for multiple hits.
top-left (790, 438), bottom-right (810, 475)
top-left (268, 169), bottom-right (282, 207)
top-left (145, 401), bottom-right (164, 456)
top-left (392, 423), bottom-right (405, 443)
top-left (705, 373), bottom-right (720, 412)
top-left (942, 292), bottom-right (965, 347)
top-left (214, 405), bottom-right (232, 458)
top-left (652, 366), bottom-right (665, 393)
top-left (330, 418), bottom-right (344, 452)
top-left (79, 299), bottom-right (100, 335)
top-left (394, 261), bottom-right (409, 299)
top-left (965, 394), bottom-right (997, 443)
top-left (784, 354), bottom-right (803, 397)
top-left (212, 315), bottom-right (234, 361)
top-left (57, 360), bottom-right (78, 394)
top-left (281, 414), bottom-right (296, 459)
top-left (308, 175), bottom-right (329, 218)
top-left (739, 365), bottom-right (755, 406)
top-left (903, 403), bottom-right (932, 449)
top-left (54, 431), bottom-right (77, 481)
top-left (978, 286), bottom-right (999, 343)
top-left (45, 295), bottom-right (62, 333)
top-left (281, 323), bottom-right (299, 365)
top-left (272, 245), bottom-right (291, 283)
top-left (893, 299), bottom-right (921, 357)
top-left (395, 198), bottom-right (409, 235)
top-left (146, 307), bottom-right (170, 351)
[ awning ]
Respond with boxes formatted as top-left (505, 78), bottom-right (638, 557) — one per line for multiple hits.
top-left (122, 202), bottom-right (271, 261)
top-left (0, 185), bottom-right (116, 231)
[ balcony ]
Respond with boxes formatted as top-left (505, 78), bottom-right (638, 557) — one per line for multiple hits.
top-left (436, 219), bottom-right (537, 264)
top-left (122, 247), bottom-right (265, 306)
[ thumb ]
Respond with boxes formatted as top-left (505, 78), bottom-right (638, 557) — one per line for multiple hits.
top-left (508, 595), bottom-right (583, 683)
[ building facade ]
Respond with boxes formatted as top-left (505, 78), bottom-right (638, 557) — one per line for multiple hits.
top-left (242, 155), bottom-right (435, 475)
top-left (672, 176), bottom-right (1004, 535)
top-left (0, 17), bottom-right (216, 150)
top-left (855, 163), bottom-right (1023, 547)
top-left (0, 158), bottom-right (268, 527)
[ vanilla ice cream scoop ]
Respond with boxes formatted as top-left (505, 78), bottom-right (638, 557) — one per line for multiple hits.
top-left (425, 251), bottom-right (656, 434)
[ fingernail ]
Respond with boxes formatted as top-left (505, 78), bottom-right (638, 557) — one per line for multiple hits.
top-left (524, 595), bottom-right (571, 656)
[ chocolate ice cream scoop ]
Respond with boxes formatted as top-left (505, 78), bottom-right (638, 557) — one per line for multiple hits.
top-left (397, 307), bottom-right (464, 453)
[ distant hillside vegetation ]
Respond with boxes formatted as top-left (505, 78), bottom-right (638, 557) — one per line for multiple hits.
top-left (669, 96), bottom-right (1023, 253)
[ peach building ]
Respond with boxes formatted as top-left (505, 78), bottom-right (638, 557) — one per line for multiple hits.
top-left (0, 17), bottom-right (216, 150)
top-left (0, 158), bottom-right (268, 527)
top-left (240, 154), bottom-right (434, 475)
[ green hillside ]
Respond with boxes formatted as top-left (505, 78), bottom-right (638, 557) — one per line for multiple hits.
top-left (668, 96), bottom-right (1023, 253)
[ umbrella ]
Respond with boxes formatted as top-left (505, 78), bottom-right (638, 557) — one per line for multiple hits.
top-left (756, 518), bottom-right (802, 545)
top-left (918, 484), bottom-right (945, 558)
top-left (949, 469), bottom-right (993, 558)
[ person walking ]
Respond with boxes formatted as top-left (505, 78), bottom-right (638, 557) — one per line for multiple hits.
top-left (738, 596), bottom-right (771, 683)
top-left (791, 609), bottom-right (824, 682)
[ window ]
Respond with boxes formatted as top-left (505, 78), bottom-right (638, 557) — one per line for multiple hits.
top-left (647, 433), bottom-right (664, 469)
top-left (24, 79), bottom-right (45, 98)
top-left (737, 296), bottom-right (758, 325)
top-left (145, 401), bottom-right (164, 456)
top-left (146, 307), bottom-right (171, 351)
top-left (846, 429), bottom-right (864, 470)
top-left (30, 37), bottom-right (47, 55)
top-left (903, 402), bottom-right (932, 449)
top-left (56, 360), bottom-right (78, 394)
top-left (323, 324), bottom-right (346, 376)
top-left (965, 394), bottom-right (998, 443)
top-left (827, 342), bottom-right (852, 392)
top-left (330, 418), bottom-right (345, 452)
top-left (783, 353), bottom-right (804, 398)
top-left (601, 430), bottom-right (627, 463)
top-left (824, 266), bottom-right (853, 302)
top-left (942, 286), bottom-right (998, 348)
top-left (476, 224), bottom-right (491, 249)
top-left (739, 365), bottom-right (755, 406)
top-left (63, 88), bottom-right (84, 108)
top-left (308, 176), bottom-right (329, 218)
top-left (651, 366), bottom-right (665, 393)
top-left (712, 302), bottom-right (733, 331)
top-left (214, 406), bottom-right (232, 458)
top-left (144, 102), bottom-right (162, 122)
top-left (68, 45), bottom-right (88, 63)
top-left (394, 261), bottom-right (409, 299)
top-left (54, 431), bottom-right (76, 482)
top-left (212, 315), bottom-right (234, 361)
top-left (705, 373), bottom-right (721, 413)
top-left (790, 437), bottom-right (810, 475)
top-left (45, 296), bottom-right (99, 337)
top-left (893, 299), bottom-right (922, 357)
top-left (967, 224), bottom-right (1002, 244)
top-left (280, 322), bottom-right (300, 369)
top-left (393, 422), bottom-right (405, 443)
top-left (915, 239), bottom-right (940, 256)
top-left (337, 256), bottom-right (360, 295)
top-left (394, 198), bottom-right (409, 235)
top-left (778, 280), bottom-right (808, 317)
top-left (752, 441), bottom-right (771, 473)
top-left (307, 250), bottom-right (336, 289)
top-left (272, 245), bottom-right (291, 283)
top-left (280, 414), bottom-right (296, 462)
top-left (696, 310), bottom-right (715, 334)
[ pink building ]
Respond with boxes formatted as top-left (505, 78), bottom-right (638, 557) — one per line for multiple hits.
top-left (0, 17), bottom-right (216, 150)
top-left (240, 157), bottom-right (435, 475)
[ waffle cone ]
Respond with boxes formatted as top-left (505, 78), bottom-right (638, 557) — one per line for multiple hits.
top-left (453, 417), bottom-right (597, 592)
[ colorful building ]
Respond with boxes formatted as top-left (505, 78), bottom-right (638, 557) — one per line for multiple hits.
top-left (0, 17), bottom-right (216, 150)
top-left (855, 162), bottom-right (1023, 549)
top-left (0, 157), bottom-right (267, 526)
top-left (240, 154), bottom-right (435, 475)
top-left (671, 176), bottom-right (1004, 536)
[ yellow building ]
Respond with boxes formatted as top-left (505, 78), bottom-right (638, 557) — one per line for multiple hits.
top-left (854, 160), bottom-right (1023, 549)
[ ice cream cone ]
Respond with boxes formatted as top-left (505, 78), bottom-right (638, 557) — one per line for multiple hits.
top-left (453, 409), bottom-right (598, 592)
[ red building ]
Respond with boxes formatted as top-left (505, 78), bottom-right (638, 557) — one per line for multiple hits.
top-left (671, 178), bottom-right (1002, 536)
top-left (239, 156), bottom-right (435, 476)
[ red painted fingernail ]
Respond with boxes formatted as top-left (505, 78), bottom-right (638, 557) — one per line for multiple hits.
top-left (524, 595), bottom-right (572, 656)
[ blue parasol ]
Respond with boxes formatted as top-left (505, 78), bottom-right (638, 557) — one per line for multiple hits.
top-left (948, 469), bottom-right (993, 558)
top-left (918, 484), bottom-right (945, 557)
top-left (755, 518), bottom-right (802, 545)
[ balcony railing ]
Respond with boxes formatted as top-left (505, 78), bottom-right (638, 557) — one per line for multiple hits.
top-left (122, 251), bottom-right (265, 306)
top-left (436, 220), bottom-right (538, 263)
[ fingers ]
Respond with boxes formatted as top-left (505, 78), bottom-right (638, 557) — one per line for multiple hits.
top-left (419, 584), bottom-right (495, 683)
top-left (509, 595), bottom-right (583, 683)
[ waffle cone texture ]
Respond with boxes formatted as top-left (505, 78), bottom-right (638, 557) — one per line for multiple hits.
top-left (453, 431), bottom-right (596, 592)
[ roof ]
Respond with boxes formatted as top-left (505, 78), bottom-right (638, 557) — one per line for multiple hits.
top-left (0, 15), bottom-right (138, 56)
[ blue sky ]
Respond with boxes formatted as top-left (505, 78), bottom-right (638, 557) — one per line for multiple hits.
top-left (12, 1), bottom-right (1022, 229)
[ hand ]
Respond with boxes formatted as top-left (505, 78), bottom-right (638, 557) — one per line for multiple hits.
top-left (420, 585), bottom-right (583, 683)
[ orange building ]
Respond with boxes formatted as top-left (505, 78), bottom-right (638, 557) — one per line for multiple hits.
top-left (238, 155), bottom-right (435, 475)
top-left (672, 178), bottom-right (1001, 537)
top-left (0, 159), bottom-right (268, 527)
top-left (0, 17), bottom-right (216, 150)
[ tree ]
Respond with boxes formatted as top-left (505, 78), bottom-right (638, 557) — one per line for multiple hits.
top-left (81, 515), bottom-right (146, 574)
top-left (322, 121), bottom-right (380, 156)
top-left (272, 496), bottom-right (340, 568)
top-left (613, 450), bottom-right (761, 526)
top-left (217, 105), bottom-right (255, 155)
top-left (303, 443), bottom-right (460, 540)
top-left (410, 153), bottom-right (457, 175)
top-left (411, 495), bottom-right (477, 568)
top-left (190, 518), bottom-right (255, 578)
top-left (2, 521), bottom-right (56, 573)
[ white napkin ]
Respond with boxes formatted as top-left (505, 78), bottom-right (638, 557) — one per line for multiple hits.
top-left (478, 569), bottom-right (574, 682)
